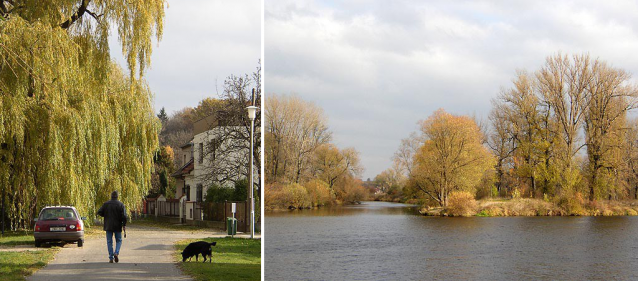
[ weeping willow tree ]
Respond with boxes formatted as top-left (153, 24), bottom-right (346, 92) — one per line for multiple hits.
top-left (0, 0), bottom-right (165, 229)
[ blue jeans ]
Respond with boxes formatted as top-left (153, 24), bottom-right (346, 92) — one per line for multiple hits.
top-left (106, 231), bottom-right (122, 260)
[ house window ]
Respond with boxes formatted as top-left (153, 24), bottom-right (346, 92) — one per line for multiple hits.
top-left (196, 184), bottom-right (203, 202)
top-left (185, 185), bottom-right (191, 201)
top-left (199, 143), bottom-right (204, 164)
top-left (211, 139), bottom-right (219, 162)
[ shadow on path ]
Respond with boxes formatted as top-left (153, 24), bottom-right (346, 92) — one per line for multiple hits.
top-left (27, 225), bottom-right (223, 281)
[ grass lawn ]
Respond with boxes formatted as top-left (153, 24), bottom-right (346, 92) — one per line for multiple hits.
top-left (0, 231), bottom-right (60, 281)
top-left (175, 237), bottom-right (261, 281)
top-left (0, 231), bottom-right (35, 246)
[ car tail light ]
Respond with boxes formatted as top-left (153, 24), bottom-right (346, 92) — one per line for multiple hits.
top-left (76, 221), bottom-right (82, 231)
top-left (35, 224), bottom-right (41, 232)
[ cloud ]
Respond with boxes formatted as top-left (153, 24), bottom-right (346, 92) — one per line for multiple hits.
top-left (110, 0), bottom-right (261, 116)
top-left (266, 0), bottom-right (638, 179)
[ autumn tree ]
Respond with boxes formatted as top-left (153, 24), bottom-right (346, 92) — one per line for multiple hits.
top-left (311, 144), bottom-right (363, 190)
top-left (159, 108), bottom-right (195, 167)
top-left (536, 54), bottom-right (593, 193)
top-left (150, 145), bottom-right (175, 198)
top-left (410, 109), bottom-right (494, 207)
top-left (374, 165), bottom-right (405, 195)
top-left (0, 0), bottom-right (165, 228)
top-left (624, 119), bottom-right (638, 199)
top-left (584, 61), bottom-right (638, 200)
top-left (190, 97), bottom-right (227, 123)
top-left (265, 94), bottom-right (331, 183)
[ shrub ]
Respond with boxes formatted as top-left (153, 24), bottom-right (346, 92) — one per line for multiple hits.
top-left (446, 191), bottom-right (477, 216)
top-left (283, 183), bottom-right (311, 209)
top-left (339, 183), bottom-right (368, 204)
top-left (304, 179), bottom-right (334, 207)
top-left (205, 184), bottom-right (233, 203)
top-left (556, 192), bottom-right (586, 215)
top-left (512, 188), bottom-right (521, 199)
top-left (205, 179), bottom-right (249, 203)
top-left (264, 184), bottom-right (287, 210)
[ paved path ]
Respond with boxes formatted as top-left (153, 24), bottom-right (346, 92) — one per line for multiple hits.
top-left (27, 225), bottom-right (231, 281)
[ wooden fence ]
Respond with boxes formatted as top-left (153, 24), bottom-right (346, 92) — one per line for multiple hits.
top-left (143, 199), bottom-right (248, 232)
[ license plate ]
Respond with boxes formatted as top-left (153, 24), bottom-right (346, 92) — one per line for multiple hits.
top-left (50, 227), bottom-right (66, 231)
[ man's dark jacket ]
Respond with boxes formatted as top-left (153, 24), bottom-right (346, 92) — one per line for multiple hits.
top-left (97, 198), bottom-right (128, 232)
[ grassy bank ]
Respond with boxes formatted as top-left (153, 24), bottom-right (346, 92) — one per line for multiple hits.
top-left (0, 231), bottom-right (60, 281)
top-left (174, 237), bottom-right (260, 281)
top-left (420, 198), bottom-right (638, 217)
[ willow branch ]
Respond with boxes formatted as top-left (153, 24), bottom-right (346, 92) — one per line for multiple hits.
top-left (59, 0), bottom-right (90, 29)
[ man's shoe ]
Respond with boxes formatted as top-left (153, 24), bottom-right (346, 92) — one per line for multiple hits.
top-left (114, 254), bottom-right (119, 263)
top-left (109, 259), bottom-right (113, 263)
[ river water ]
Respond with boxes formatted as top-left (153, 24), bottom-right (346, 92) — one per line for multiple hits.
top-left (265, 201), bottom-right (638, 280)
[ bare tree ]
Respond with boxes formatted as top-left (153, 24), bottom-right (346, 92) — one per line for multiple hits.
top-left (487, 102), bottom-right (515, 194)
top-left (536, 54), bottom-right (592, 165)
top-left (392, 132), bottom-right (422, 178)
top-left (198, 63), bottom-right (262, 194)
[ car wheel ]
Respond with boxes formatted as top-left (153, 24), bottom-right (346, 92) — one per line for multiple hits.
top-left (78, 239), bottom-right (83, 247)
top-left (35, 240), bottom-right (41, 248)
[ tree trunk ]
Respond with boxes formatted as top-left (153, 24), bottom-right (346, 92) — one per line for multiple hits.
top-left (531, 171), bottom-right (536, 198)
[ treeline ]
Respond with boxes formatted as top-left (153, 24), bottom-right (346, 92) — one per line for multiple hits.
top-left (383, 53), bottom-right (638, 213)
top-left (0, 1), bottom-right (164, 229)
top-left (265, 94), bottom-right (368, 209)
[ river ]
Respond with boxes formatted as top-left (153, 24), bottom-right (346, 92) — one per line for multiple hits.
top-left (265, 201), bottom-right (638, 280)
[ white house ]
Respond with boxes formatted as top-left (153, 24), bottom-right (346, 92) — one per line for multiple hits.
top-left (171, 114), bottom-right (249, 221)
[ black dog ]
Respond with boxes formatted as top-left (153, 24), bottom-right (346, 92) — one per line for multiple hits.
top-left (182, 241), bottom-right (217, 263)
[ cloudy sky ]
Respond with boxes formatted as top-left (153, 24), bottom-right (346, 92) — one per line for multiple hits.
top-left (265, 0), bottom-right (638, 180)
top-left (110, 0), bottom-right (261, 116)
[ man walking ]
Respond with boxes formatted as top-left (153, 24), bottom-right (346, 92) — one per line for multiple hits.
top-left (98, 191), bottom-right (128, 263)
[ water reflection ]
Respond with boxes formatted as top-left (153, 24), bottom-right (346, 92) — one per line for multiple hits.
top-left (266, 201), bottom-right (419, 217)
top-left (266, 201), bottom-right (638, 280)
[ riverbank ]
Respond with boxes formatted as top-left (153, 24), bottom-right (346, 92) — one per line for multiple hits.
top-left (265, 200), bottom-right (362, 211)
top-left (420, 198), bottom-right (638, 217)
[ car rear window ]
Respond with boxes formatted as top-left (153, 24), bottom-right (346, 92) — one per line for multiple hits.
top-left (40, 208), bottom-right (77, 221)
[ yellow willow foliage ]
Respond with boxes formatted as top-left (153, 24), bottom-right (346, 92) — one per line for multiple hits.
top-left (0, 1), bottom-right (163, 228)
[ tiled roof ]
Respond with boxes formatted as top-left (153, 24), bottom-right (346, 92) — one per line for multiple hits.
top-left (171, 158), bottom-right (194, 177)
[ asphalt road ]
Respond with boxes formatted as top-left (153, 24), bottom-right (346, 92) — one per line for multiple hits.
top-left (27, 225), bottom-right (226, 281)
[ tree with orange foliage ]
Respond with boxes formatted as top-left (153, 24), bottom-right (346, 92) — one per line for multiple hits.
top-left (410, 109), bottom-right (494, 207)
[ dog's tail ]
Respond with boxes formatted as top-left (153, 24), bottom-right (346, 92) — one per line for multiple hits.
top-left (209, 242), bottom-right (217, 246)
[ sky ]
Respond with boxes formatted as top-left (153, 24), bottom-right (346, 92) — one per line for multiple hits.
top-left (265, 0), bottom-right (638, 180)
top-left (109, 0), bottom-right (261, 116)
